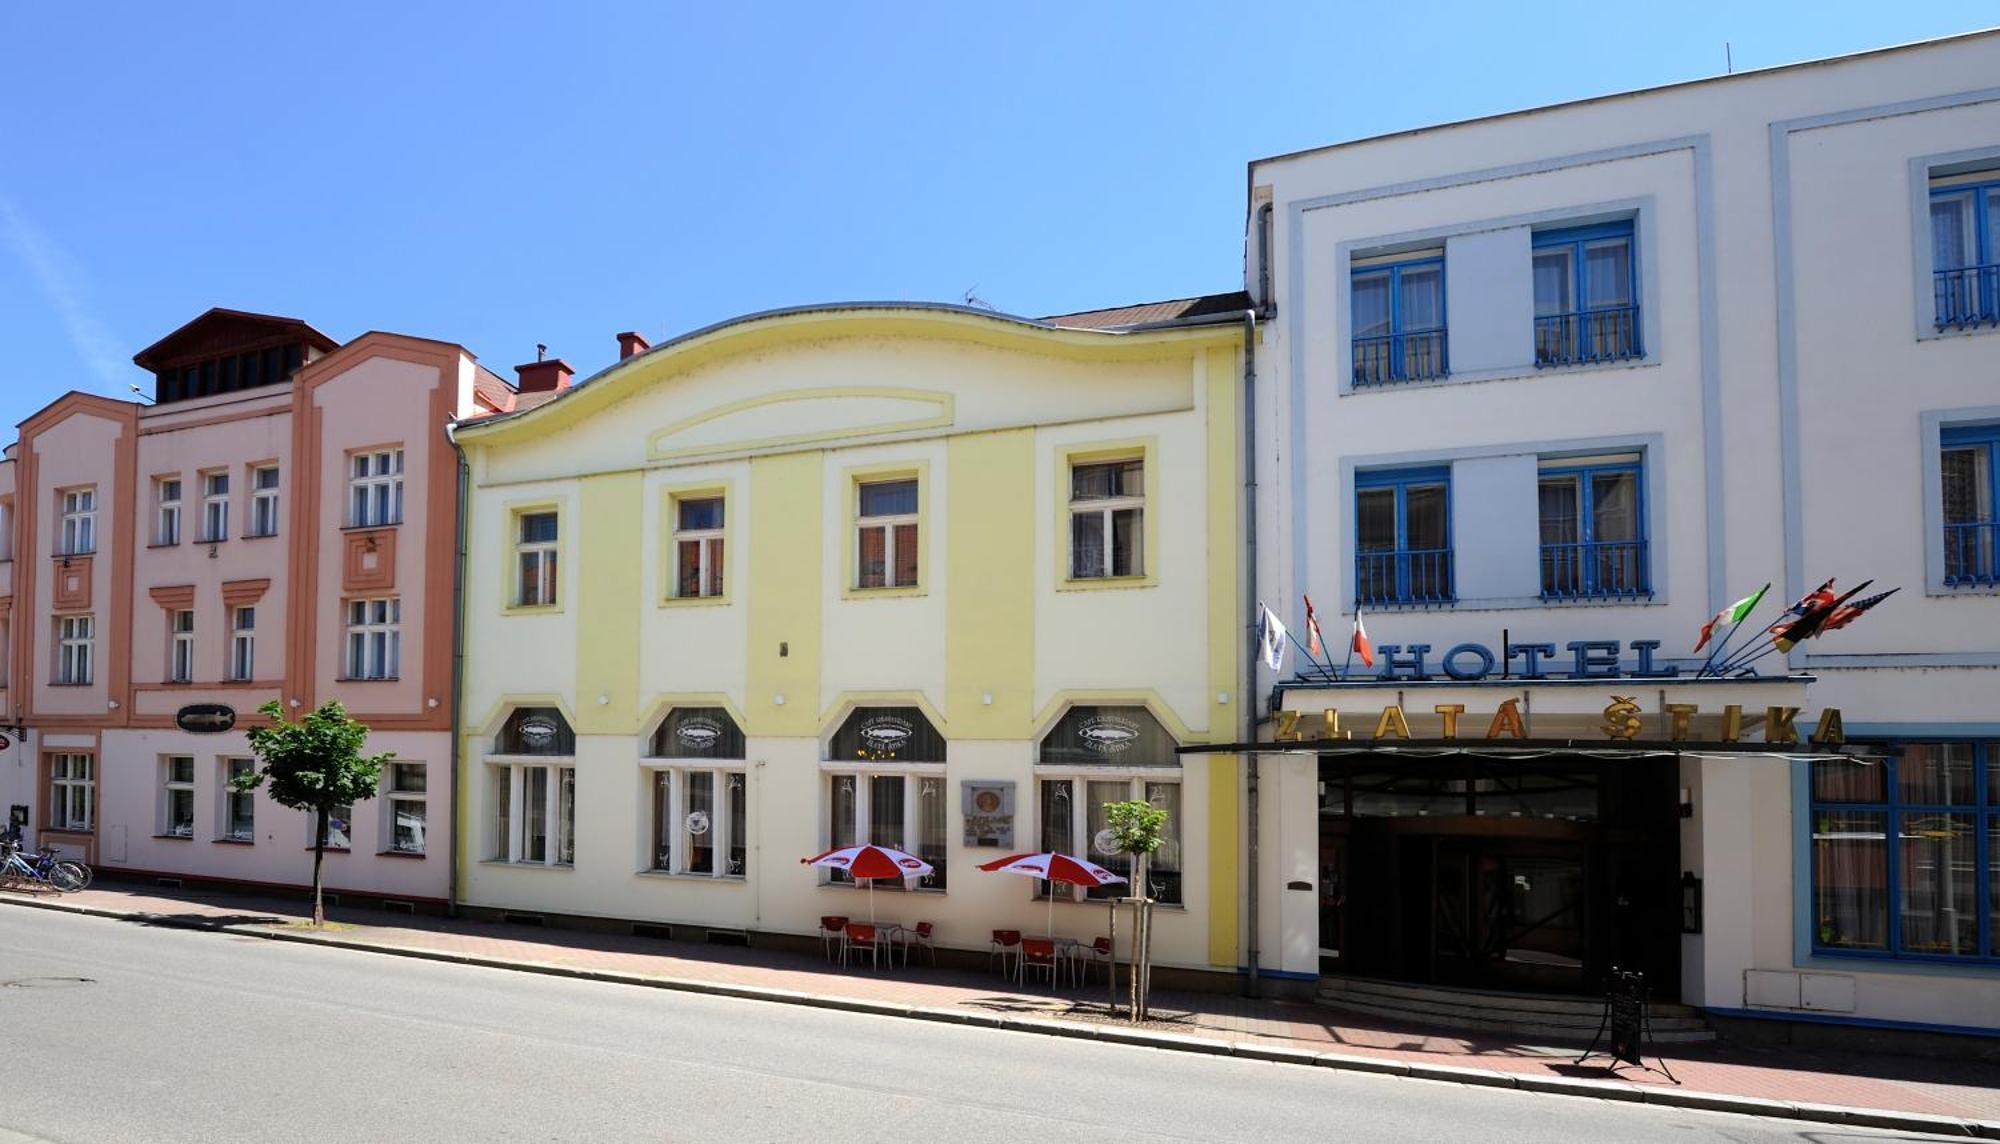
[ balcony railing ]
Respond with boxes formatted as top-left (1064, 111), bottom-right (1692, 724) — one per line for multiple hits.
top-left (1355, 548), bottom-right (1454, 607)
top-left (1540, 539), bottom-right (1650, 600)
top-left (1535, 305), bottom-right (1642, 367)
top-left (1352, 330), bottom-right (1448, 387)
top-left (1944, 521), bottom-right (1997, 586)
top-left (1934, 265), bottom-right (2000, 330)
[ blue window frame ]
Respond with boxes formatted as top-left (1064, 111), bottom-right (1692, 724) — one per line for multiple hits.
top-left (1351, 254), bottom-right (1447, 386)
top-left (1942, 424), bottom-right (1999, 586)
top-left (1537, 458), bottom-right (1649, 599)
top-left (1930, 174), bottom-right (2000, 330)
top-left (1533, 221), bottom-right (1641, 366)
top-left (1810, 742), bottom-right (1998, 964)
top-left (1354, 466), bottom-right (1452, 606)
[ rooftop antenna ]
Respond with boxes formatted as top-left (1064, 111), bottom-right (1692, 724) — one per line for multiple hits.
top-left (1725, 42), bottom-right (1733, 74)
top-left (961, 286), bottom-right (995, 312)
top-left (536, 343), bottom-right (547, 362)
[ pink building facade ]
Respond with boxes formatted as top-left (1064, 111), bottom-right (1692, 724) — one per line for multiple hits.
top-left (5, 309), bottom-right (510, 906)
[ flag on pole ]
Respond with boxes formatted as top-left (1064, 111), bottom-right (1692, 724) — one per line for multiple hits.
top-left (1257, 603), bottom-right (1288, 672)
top-left (1774, 580), bottom-right (1873, 652)
top-left (1768, 578), bottom-right (1836, 635)
top-left (1694, 584), bottom-right (1769, 653)
top-left (1350, 609), bottom-right (1375, 668)
top-left (1819, 587), bottom-right (1900, 633)
top-left (1303, 595), bottom-right (1325, 659)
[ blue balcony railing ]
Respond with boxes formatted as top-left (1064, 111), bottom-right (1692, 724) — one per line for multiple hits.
top-left (1944, 521), bottom-right (1997, 586)
top-left (1934, 265), bottom-right (2000, 330)
top-left (1535, 305), bottom-right (1642, 367)
top-left (1352, 330), bottom-right (1448, 387)
top-left (1540, 539), bottom-right (1650, 600)
top-left (1355, 548), bottom-right (1454, 606)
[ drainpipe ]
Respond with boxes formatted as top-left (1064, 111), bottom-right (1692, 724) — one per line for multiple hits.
top-left (1241, 303), bottom-right (1261, 998)
top-left (445, 421), bottom-right (470, 919)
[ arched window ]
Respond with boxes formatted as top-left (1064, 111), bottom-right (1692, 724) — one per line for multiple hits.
top-left (647, 707), bottom-right (748, 879)
top-left (650, 706), bottom-right (745, 759)
top-left (488, 707), bottom-right (575, 867)
top-left (822, 706), bottom-right (947, 890)
top-left (497, 706), bottom-right (575, 756)
top-left (827, 706), bottom-right (945, 764)
top-left (1036, 705), bottom-right (1182, 904)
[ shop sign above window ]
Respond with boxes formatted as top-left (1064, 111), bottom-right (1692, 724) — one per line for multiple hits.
top-left (1039, 705), bottom-right (1177, 767)
top-left (828, 706), bottom-right (945, 763)
top-left (652, 707), bottom-right (745, 759)
top-left (498, 707), bottom-right (575, 755)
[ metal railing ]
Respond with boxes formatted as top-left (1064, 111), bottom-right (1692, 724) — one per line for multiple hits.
top-left (1540, 539), bottom-right (1650, 600)
top-left (1944, 521), bottom-right (1997, 586)
top-left (1355, 548), bottom-right (1454, 606)
top-left (1934, 265), bottom-right (2000, 330)
top-left (1534, 305), bottom-right (1642, 367)
top-left (1352, 329), bottom-right (1448, 387)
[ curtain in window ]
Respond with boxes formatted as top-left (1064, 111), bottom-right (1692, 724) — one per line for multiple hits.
top-left (686, 771), bottom-right (714, 874)
top-left (1584, 239), bottom-right (1632, 308)
top-left (828, 776), bottom-right (857, 884)
top-left (1040, 779), bottom-right (1074, 896)
top-left (859, 480), bottom-right (918, 517)
top-left (1070, 513), bottom-right (1106, 579)
top-left (1941, 447), bottom-right (1989, 526)
top-left (1110, 508), bottom-right (1141, 577)
top-left (1145, 782), bottom-right (1182, 906)
top-left (1813, 756), bottom-right (1886, 802)
top-left (493, 766), bottom-right (512, 860)
top-left (1399, 266), bottom-right (1443, 331)
top-left (1898, 743), bottom-right (1976, 804)
top-left (869, 775), bottom-right (904, 849)
top-left (857, 526), bottom-right (886, 588)
top-left (917, 778), bottom-right (947, 889)
top-left (524, 766), bottom-right (548, 863)
top-left (892, 523), bottom-right (919, 586)
top-left (1898, 812), bottom-right (1976, 955)
top-left (1404, 484), bottom-right (1447, 550)
top-left (1532, 249), bottom-right (1572, 316)
top-left (1591, 472), bottom-right (1638, 542)
top-left (1356, 488), bottom-right (1397, 553)
top-left (727, 774), bottom-right (747, 877)
top-left (1538, 478), bottom-right (1579, 544)
top-left (1812, 810), bottom-right (1888, 950)
top-left (1351, 272), bottom-right (1391, 338)
top-left (653, 773), bottom-right (673, 870)
top-left (1932, 197), bottom-right (1973, 269)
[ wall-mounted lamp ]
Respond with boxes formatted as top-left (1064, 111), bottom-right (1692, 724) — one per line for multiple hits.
top-left (773, 693), bottom-right (786, 706)
top-left (981, 691), bottom-right (993, 706)
top-left (1680, 871), bottom-right (1703, 934)
top-left (596, 694), bottom-right (609, 706)
top-left (288, 697), bottom-right (303, 708)
top-left (106, 699), bottom-right (120, 710)
top-left (426, 698), bottom-right (440, 709)
top-left (1217, 691), bottom-right (1231, 705)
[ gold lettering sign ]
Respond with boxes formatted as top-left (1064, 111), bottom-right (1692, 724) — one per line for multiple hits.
top-left (1373, 705), bottom-right (1411, 740)
top-left (1275, 709), bottom-right (1301, 742)
top-left (1765, 706), bottom-right (1800, 745)
top-left (1433, 704), bottom-right (1465, 740)
top-left (1720, 704), bottom-right (1743, 743)
top-left (1601, 696), bottom-right (1642, 740)
top-left (1321, 709), bottom-right (1351, 740)
top-left (1663, 703), bottom-right (1699, 742)
top-left (1809, 707), bottom-right (1844, 745)
top-left (1486, 698), bottom-right (1525, 739)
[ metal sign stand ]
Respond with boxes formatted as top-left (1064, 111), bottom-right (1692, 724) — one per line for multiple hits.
top-left (1575, 967), bottom-right (1678, 1084)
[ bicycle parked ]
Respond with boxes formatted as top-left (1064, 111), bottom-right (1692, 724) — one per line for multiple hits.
top-left (0, 833), bottom-right (90, 893)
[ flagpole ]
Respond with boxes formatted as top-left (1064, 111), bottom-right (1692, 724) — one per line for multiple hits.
top-left (1717, 581), bottom-right (1872, 676)
top-left (1696, 583), bottom-right (1771, 679)
top-left (1284, 628), bottom-right (1330, 680)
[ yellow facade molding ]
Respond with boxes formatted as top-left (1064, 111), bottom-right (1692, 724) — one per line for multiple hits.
top-left (1028, 689), bottom-right (1202, 747)
top-left (646, 386), bottom-right (954, 462)
top-left (636, 691), bottom-right (751, 749)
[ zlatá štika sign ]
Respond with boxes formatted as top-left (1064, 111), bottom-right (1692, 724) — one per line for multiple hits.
top-left (1273, 699), bottom-right (1845, 744)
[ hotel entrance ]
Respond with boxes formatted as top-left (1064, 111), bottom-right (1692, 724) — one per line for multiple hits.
top-left (1317, 753), bottom-right (1681, 997)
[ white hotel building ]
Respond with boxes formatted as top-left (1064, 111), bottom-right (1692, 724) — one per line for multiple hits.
top-left (1238, 31), bottom-right (2000, 1042)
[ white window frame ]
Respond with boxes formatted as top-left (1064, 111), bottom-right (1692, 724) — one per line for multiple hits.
top-left (155, 478), bottom-right (182, 546)
top-left (645, 763), bottom-right (747, 878)
top-left (162, 756), bottom-right (195, 838)
top-left (1033, 771), bottom-right (1184, 905)
top-left (672, 496), bottom-right (726, 599)
top-left (515, 511), bottom-right (559, 608)
top-left (820, 768), bottom-right (947, 890)
top-left (385, 763), bottom-right (427, 855)
top-left (0, 499), bottom-right (12, 561)
top-left (229, 606), bottom-right (255, 681)
top-left (221, 758), bottom-right (256, 842)
top-left (854, 478), bottom-right (920, 590)
top-left (348, 448), bottom-right (405, 527)
top-left (343, 597), bottom-right (401, 680)
top-left (200, 470), bottom-right (229, 542)
top-left (59, 488), bottom-right (95, 556)
top-left (1067, 457), bottom-right (1146, 579)
top-left (249, 465), bottom-right (280, 537)
top-left (50, 753), bottom-right (93, 832)
top-left (488, 760), bottom-right (575, 866)
top-left (55, 614), bottom-right (92, 685)
top-left (169, 609), bottom-right (194, 683)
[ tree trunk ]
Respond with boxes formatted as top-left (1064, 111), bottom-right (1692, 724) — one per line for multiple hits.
top-left (1133, 851), bottom-right (1151, 1022)
top-left (1106, 896), bottom-right (1118, 1017)
top-left (312, 806), bottom-right (328, 928)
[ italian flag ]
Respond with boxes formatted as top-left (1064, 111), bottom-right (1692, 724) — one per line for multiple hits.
top-left (1694, 583), bottom-right (1769, 654)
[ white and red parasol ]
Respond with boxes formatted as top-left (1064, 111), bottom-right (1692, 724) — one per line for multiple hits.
top-left (978, 851), bottom-right (1127, 936)
top-left (801, 844), bottom-right (934, 922)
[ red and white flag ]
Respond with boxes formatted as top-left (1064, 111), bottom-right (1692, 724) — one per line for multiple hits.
top-left (1350, 609), bottom-right (1375, 668)
top-left (1303, 595), bottom-right (1325, 659)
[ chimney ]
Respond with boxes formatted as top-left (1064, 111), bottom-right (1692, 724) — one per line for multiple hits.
top-left (515, 357), bottom-right (574, 393)
top-left (616, 331), bottom-right (650, 360)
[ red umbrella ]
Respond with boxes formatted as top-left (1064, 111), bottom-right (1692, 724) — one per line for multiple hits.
top-left (802, 844), bottom-right (934, 922)
top-left (978, 851), bottom-right (1126, 936)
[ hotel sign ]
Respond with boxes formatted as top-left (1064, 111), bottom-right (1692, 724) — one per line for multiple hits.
top-left (1364, 639), bottom-right (1683, 682)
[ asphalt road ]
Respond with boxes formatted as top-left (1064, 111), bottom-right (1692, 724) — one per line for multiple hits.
top-left (0, 907), bottom-right (1956, 1143)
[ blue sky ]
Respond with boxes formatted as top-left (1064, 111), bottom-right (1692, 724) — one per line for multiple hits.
top-left (1, 3), bottom-right (1990, 429)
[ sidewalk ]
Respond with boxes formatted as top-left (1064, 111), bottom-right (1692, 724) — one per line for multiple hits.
top-left (5, 882), bottom-right (1995, 1137)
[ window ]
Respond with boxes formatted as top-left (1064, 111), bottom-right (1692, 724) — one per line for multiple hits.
top-left (348, 448), bottom-right (405, 527)
top-left (1811, 743), bottom-right (1999, 961)
top-left (155, 478), bottom-right (182, 546)
top-left (386, 763), bottom-right (427, 854)
top-left (514, 511), bottom-right (559, 608)
top-left (1538, 457), bottom-right (1647, 599)
top-left (1943, 425), bottom-right (1998, 587)
top-left (222, 758), bottom-right (256, 841)
top-left (497, 706), bottom-right (575, 755)
top-left (1930, 170), bottom-right (2000, 330)
top-left (229, 606), bottom-right (255, 681)
top-left (200, 471), bottom-right (229, 542)
top-left (490, 763), bottom-right (575, 866)
top-left (49, 754), bottom-right (93, 832)
top-left (1036, 706), bottom-right (1182, 904)
top-left (855, 478), bottom-right (919, 589)
top-left (162, 757), bottom-right (195, 838)
top-left (649, 708), bottom-right (747, 876)
top-left (673, 496), bottom-right (725, 599)
top-left (169, 609), bottom-right (194, 683)
top-left (1533, 222), bottom-right (1641, 365)
top-left (343, 598), bottom-right (400, 680)
top-left (59, 488), bottom-right (95, 555)
top-left (1354, 467), bottom-right (1452, 606)
top-left (248, 465), bottom-right (280, 537)
top-left (1068, 458), bottom-right (1144, 580)
top-left (315, 803), bottom-right (354, 849)
top-left (1351, 252), bottom-right (1446, 386)
top-left (55, 614), bottom-right (93, 685)
top-left (0, 499), bottom-right (11, 561)
top-left (824, 773), bottom-right (947, 890)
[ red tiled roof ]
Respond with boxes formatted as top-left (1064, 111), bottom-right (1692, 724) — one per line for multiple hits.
top-left (1041, 291), bottom-right (1251, 330)
top-left (471, 366), bottom-right (516, 412)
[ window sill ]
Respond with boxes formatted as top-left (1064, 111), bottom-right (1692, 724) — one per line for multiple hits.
top-left (819, 881), bottom-right (946, 895)
top-left (1919, 321), bottom-right (2000, 342)
top-left (501, 604), bottom-right (563, 617)
top-left (197, 537), bottom-right (228, 546)
top-left (51, 551), bottom-right (97, 560)
top-left (841, 585), bottom-right (926, 600)
top-left (48, 682), bottom-right (95, 688)
top-left (658, 593), bottom-right (732, 608)
top-left (478, 858), bottom-right (575, 871)
top-left (212, 837), bottom-right (256, 846)
top-left (1058, 574), bottom-right (1157, 593)
top-left (147, 541), bottom-right (180, 550)
top-left (1802, 949), bottom-right (2000, 978)
top-left (243, 531), bottom-right (279, 541)
top-left (302, 846), bottom-right (352, 854)
top-left (152, 832), bottom-right (195, 841)
top-left (1342, 355), bottom-right (1658, 395)
top-left (1537, 592), bottom-right (1656, 606)
top-left (1929, 581), bottom-right (2000, 597)
top-left (334, 676), bottom-right (402, 684)
top-left (342, 522), bottom-right (403, 533)
top-left (376, 848), bottom-right (428, 859)
top-left (636, 869), bottom-right (746, 884)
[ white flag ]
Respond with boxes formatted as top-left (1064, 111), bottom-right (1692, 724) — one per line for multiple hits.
top-left (1257, 603), bottom-right (1288, 672)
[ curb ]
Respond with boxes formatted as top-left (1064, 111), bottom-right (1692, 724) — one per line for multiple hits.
top-left (6, 892), bottom-right (1996, 1138)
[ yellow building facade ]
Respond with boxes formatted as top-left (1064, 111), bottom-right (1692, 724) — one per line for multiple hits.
top-left (454, 304), bottom-right (1247, 974)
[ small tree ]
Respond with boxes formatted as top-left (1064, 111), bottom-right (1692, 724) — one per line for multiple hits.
top-left (231, 699), bottom-right (390, 927)
top-left (1104, 799), bottom-right (1167, 1022)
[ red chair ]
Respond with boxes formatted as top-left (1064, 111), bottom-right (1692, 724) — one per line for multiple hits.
top-left (989, 929), bottom-right (1022, 976)
top-left (819, 915), bottom-right (849, 962)
top-left (1083, 936), bottom-right (1113, 983)
top-left (1019, 937), bottom-right (1059, 988)
top-left (842, 922), bottom-right (881, 970)
top-left (908, 921), bottom-right (937, 966)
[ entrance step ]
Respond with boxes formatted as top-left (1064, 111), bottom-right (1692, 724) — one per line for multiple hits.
top-left (1315, 976), bottom-right (1716, 1044)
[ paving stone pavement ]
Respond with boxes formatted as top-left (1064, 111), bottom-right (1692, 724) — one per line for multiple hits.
top-left (5, 882), bottom-right (1996, 1132)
